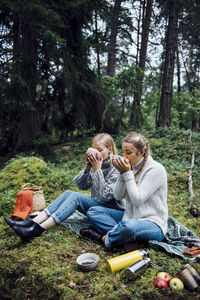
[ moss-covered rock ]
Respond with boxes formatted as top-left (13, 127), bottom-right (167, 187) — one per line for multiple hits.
top-left (0, 156), bottom-right (65, 216)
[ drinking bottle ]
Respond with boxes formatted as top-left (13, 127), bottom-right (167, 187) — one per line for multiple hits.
top-left (124, 258), bottom-right (151, 279)
top-left (179, 268), bottom-right (198, 291)
top-left (106, 250), bottom-right (149, 272)
top-left (185, 264), bottom-right (200, 285)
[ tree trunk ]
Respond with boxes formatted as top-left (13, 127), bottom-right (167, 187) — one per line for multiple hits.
top-left (106, 0), bottom-right (122, 76)
top-left (139, 0), bottom-right (153, 72)
top-left (15, 20), bottom-right (38, 150)
top-left (176, 45), bottom-right (181, 93)
top-left (157, 0), bottom-right (179, 127)
top-left (130, 0), bottom-right (153, 129)
top-left (95, 9), bottom-right (101, 75)
top-left (13, 15), bottom-right (21, 76)
top-left (8, 15), bottom-right (22, 147)
top-left (155, 60), bottom-right (164, 125)
top-left (136, 0), bottom-right (143, 65)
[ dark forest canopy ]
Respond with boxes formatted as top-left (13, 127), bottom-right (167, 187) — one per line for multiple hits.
top-left (0, 0), bottom-right (200, 154)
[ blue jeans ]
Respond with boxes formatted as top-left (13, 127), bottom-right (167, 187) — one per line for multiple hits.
top-left (86, 206), bottom-right (164, 248)
top-left (44, 190), bottom-right (104, 224)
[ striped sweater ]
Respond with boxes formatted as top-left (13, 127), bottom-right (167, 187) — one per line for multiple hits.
top-left (74, 160), bottom-right (124, 210)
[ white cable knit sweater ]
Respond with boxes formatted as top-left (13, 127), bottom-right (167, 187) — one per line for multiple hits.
top-left (113, 155), bottom-right (168, 234)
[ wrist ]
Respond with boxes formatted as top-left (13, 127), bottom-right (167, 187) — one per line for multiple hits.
top-left (85, 166), bottom-right (91, 173)
top-left (94, 167), bottom-right (101, 172)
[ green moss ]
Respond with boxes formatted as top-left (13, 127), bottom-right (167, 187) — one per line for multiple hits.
top-left (168, 171), bottom-right (188, 191)
top-left (0, 156), bottom-right (66, 215)
top-left (149, 137), bottom-right (166, 147)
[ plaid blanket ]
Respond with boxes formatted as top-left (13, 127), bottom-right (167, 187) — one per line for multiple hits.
top-left (61, 210), bottom-right (92, 235)
top-left (149, 216), bottom-right (199, 259)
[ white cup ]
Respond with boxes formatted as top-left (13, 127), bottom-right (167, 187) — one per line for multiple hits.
top-left (113, 154), bottom-right (129, 163)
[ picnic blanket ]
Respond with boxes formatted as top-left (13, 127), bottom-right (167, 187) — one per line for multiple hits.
top-left (61, 212), bottom-right (200, 259)
top-left (149, 216), bottom-right (200, 259)
top-left (61, 210), bottom-right (92, 234)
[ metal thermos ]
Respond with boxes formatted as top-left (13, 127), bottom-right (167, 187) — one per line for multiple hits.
top-left (184, 264), bottom-right (200, 285)
top-left (124, 258), bottom-right (152, 280)
top-left (179, 268), bottom-right (198, 291)
top-left (106, 250), bottom-right (149, 273)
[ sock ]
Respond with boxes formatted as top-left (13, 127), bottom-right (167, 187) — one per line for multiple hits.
top-left (40, 216), bottom-right (56, 230)
top-left (33, 211), bottom-right (48, 224)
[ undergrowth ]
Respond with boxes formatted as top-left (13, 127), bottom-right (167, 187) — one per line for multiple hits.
top-left (0, 128), bottom-right (199, 299)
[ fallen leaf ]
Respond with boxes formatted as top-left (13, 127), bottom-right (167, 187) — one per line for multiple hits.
top-left (68, 280), bottom-right (76, 289)
top-left (121, 284), bottom-right (127, 289)
top-left (79, 274), bottom-right (84, 282)
top-left (67, 273), bottom-right (76, 289)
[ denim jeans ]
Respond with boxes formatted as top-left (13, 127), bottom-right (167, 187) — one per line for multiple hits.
top-left (86, 206), bottom-right (164, 248)
top-left (44, 190), bottom-right (104, 224)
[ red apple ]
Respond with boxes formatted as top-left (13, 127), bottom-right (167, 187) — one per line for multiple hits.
top-left (154, 278), bottom-right (168, 289)
top-left (157, 272), bottom-right (171, 284)
top-left (169, 278), bottom-right (184, 291)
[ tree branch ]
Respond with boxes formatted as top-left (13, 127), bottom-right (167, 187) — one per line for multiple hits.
top-left (188, 129), bottom-right (194, 208)
top-left (188, 129), bottom-right (199, 217)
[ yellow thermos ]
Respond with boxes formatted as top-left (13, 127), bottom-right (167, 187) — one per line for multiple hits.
top-left (106, 250), bottom-right (149, 272)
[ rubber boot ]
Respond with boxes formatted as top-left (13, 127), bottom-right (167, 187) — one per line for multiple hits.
top-left (12, 222), bottom-right (45, 241)
top-left (4, 216), bottom-right (34, 228)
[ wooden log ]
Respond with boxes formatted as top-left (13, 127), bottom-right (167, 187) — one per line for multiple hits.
top-left (188, 130), bottom-right (194, 209)
top-left (188, 130), bottom-right (199, 217)
top-left (188, 153), bottom-right (194, 208)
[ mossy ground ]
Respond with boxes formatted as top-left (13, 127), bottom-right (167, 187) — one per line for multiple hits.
top-left (0, 128), bottom-right (200, 299)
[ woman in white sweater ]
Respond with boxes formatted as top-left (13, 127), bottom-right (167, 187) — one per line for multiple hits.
top-left (86, 131), bottom-right (168, 249)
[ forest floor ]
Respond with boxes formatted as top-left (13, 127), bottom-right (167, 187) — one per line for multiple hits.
top-left (0, 128), bottom-right (200, 300)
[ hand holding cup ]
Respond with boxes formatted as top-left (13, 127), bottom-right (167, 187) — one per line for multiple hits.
top-left (112, 155), bottom-right (131, 174)
top-left (85, 148), bottom-right (102, 171)
top-left (86, 148), bottom-right (101, 160)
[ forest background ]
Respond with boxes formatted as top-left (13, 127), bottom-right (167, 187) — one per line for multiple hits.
top-left (0, 0), bottom-right (200, 299)
top-left (0, 0), bottom-right (200, 154)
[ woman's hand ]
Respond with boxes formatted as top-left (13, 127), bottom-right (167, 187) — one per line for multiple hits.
top-left (86, 152), bottom-right (103, 171)
top-left (112, 156), bottom-right (131, 174)
top-left (85, 148), bottom-right (101, 173)
top-left (85, 156), bottom-right (92, 173)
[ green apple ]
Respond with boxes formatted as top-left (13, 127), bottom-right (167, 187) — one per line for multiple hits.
top-left (169, 278), bottom-right (184, 291)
